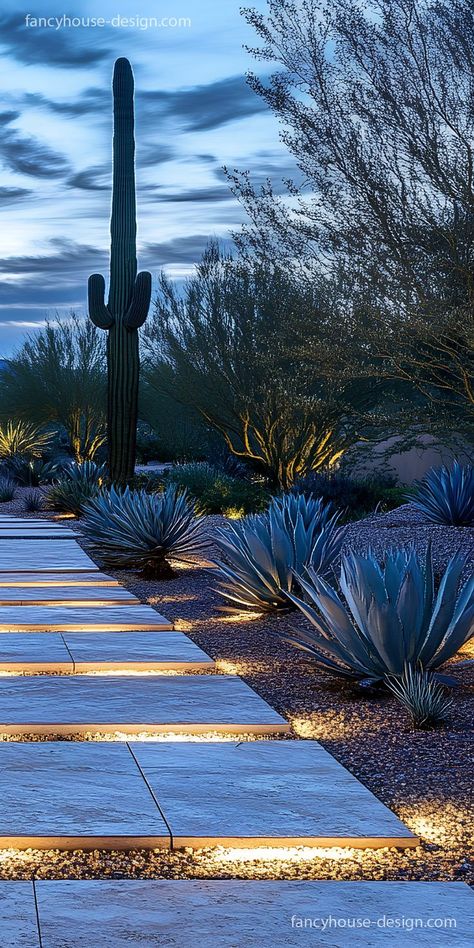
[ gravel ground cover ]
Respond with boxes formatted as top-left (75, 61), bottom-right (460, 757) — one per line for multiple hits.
top-left (0, 491), bottom-right (472, 885)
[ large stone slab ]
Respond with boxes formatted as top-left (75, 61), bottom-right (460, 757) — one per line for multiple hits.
top-left (33, 881), bottom-right (474, 947)
top-left (63, 632), bottom-right (214, 671)
top-left (0, 675), bottom-right (288, 735)
top-left (0, 541), bottom-right (98, 572)
top-left (0, 604), bottom-right (172, 631)
top-left (0, 584), bottom-right (138, 605)
top-left (0, 572), bottom-right (119, 587)
top-left (0, 881), bottom-right (39, 947)
top-left (0, 743), bottom-right (169, 848)
top-left (0, 528), bottom-right (76, 539)
top-left (0, 633), bottom-right (73, 672)
top-left (133, 741), bottom-right (416, 848)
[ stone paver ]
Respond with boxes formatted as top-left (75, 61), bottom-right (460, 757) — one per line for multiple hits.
top-left (0, 631), bottom-right (213, 672)
top-left (0, 528), bottom-right (76, 539)
top-left (132, 741), bottom-right (416, 848)
top-left (0, 633), bottom-right (73, 672)
top-left (0, 604), bottom-right (172, 631)
top-left (63, 631), bottom-right (214, 670)
top-left (0, 572), bottom-right (119, 586)
top-left (0, 541), bottom-right (98, 572)
top-left (0, 881), bottom-right (39, 947)
top-left (0, 584), bottom-right (138, 605)
top-left (0, 675), bottom-right (288, 734)
top-left (33, 880), bottom-right (474, 947)
top-left (0, 743), bottom-right (169, 848)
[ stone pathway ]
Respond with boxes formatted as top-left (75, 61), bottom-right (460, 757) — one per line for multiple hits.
top-left (1, 880), bottom-right (473, 946)
top-left (0, 515), bottom-right (472, 942)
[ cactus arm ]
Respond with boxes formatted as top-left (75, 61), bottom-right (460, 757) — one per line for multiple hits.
top-left (124, 271), bottom-right (152, 329)
top-left (88, 274), bottom-right (115, 330)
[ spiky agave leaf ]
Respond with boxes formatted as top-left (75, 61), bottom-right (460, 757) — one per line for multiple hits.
top-left (214, 492), bottom-right (345, 613)
top-left (284, 547), bottom-right (474, 680)
top-left (410, 461), bottom-right (474, 526)
top-left (82, 485), bottom-right (210, 576)
top-left (0, 476), bottom-right (15, 503)
top-left (386, 665), bottom-right (453, 729)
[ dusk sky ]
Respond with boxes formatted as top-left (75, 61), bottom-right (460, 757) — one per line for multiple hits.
top-left (0, 0), bottom-right (294, 354)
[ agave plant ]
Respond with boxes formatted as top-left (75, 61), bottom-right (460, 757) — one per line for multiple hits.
top-left (410, 461), bottom-right (474, 526)
top-left (214, 493), bottom-right (345, 613)
top-left (284, 546), bottom-right (474, 682)
top-left (82, 485), bottom-right (210, 577)
top-left (45, 462), bottom-right (106, 516)
top-left (22, 489), bottom-right (44, 512)
top-left (386, 664), bottom-right (452, 729)
top-left (0, 421), bottom-right (51, 459)
top-left (1, 455), bottom-right (66, 487)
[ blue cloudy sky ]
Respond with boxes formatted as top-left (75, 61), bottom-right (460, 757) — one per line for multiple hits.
top-left (0, 0), bottom-right (293, 354)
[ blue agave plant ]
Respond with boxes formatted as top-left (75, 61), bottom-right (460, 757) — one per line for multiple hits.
top-left (410, 461), bottom-right (474, 526)
top-left (82, 485), bottom-right (210, 577)
top-left (284, 546), bottom-right (474, 682)
top-left (214, 493), bottom-right (345, 613)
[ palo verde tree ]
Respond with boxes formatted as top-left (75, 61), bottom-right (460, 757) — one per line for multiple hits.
top-left (143, 243), bottom-right (387, 488)
top-left (232, 0), bottom-right (474, 441)
top-left (88, 58), bottom-right (151, 485)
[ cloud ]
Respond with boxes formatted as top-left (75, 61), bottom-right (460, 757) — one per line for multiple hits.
top-left (143, 235), bottom-right (232, 266)
top-left (155, 186), bottom-right (232, 204)
top-left (0, 113), bottom-right (69, 178)
top-left (0, 186), bottom-right (32, 203)
top-left (139, 76), bottom-right (267, 132)
top-left (0, 238), bottom-right (107, 277)
top-left (67, 166), bottom-right (111, 191)
top-left (0, 14), bottom-right (110, 67)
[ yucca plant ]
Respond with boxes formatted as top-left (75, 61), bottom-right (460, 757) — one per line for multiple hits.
top-left (0, 477), bottom-right (15, 503)
top-left (284, 546), bottom-right (474, 682)
top-left (45, 462), bottom-right (106, 517)
top-left (214, 493), bottom-right (345, 613)
top-left (409, 461), bottom-right (474, 526)
top-left (82, 485), bottom-right (210, 577)
top-left (1, 455), bottom-right (66, 487)
top-left (386, 665), bottom-right (453, 729)
top-left (0, 421), bottom-right (51, 459)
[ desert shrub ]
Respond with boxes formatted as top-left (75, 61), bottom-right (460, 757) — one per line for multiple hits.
top-left (292, 471), bottom-right (400, 520)
top-left (1, 455), bottom-right (68, 487)
top-left (284, 546), bottom-right (474, 682)
top-left (214, 493), bottom-right (345, 613)
top-left (45, 461), bottom-right (106, 516)
top-left (163, 462), bottom-right (268, 515)
top-left (0, 477), bottom-right (15, 502)
top-left (82, 485), bottom-right (210, 577)
top-left (409, 461), bottom-right (474, 526)
top-left (0, 421), bottom-right (51, 459)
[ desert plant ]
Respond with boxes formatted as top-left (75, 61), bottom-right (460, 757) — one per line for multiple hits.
top-left (0, 421), bottom-right (50, 459)
top-left (82, 485), bottom-right (210, 577)
top-left (214, 493), bottom-right (345, 613)
top-left (163, 462), bottom-right (268, 515)
top-left (45, 462), bottom-right (106, 516)
top-left (0, 477), bottom-right (15, 502)
top-left (1, 456), bottom-right (67, 487)
top-left (386, 665), bottom-right (453, 729)
top-left (88, 58), bottom-right (151, 485)
top-left (410, 461), bottom-right (474, 526)
top-left (293, 471), bottom-right (400, 521)
top-left (22, 490), bottom-right (44, 512)
top-left (285, 546), bottom-right (474, 682)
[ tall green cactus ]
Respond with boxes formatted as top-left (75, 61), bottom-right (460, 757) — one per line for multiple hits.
top-left (88, 58), bottom-right (151, 486)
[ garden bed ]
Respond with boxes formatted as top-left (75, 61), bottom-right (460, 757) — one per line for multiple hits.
top-left (0, 494), bottom-right (472, 885)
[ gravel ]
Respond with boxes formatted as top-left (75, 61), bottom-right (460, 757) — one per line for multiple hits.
top-left (0, 494), bottom-right (472, 884)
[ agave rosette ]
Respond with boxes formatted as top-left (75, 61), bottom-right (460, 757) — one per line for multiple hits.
top-left (410, 461), bottom-right (474, 526)
top-left (284, 545), bottom-right (474, 681)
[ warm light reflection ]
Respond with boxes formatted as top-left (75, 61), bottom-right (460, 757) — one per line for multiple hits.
top-left (173, 619), bottom-right (194, 632)
top-left (397, 802), bottom-right (465, 845)
top-left (218, 612), bottom-right (264, 623)
top-left (149, 594), bottom-right (198, 604)
top-left (85, 730), bottom-right (262, 742)
top-left (216, 659), bottom-right (262, 677)
top-left (211, 846), bottom-right (356, 863)
top-left (290, 713), bottom-right (368, 741)
top-left (224, 508), bottom-right (244, 520)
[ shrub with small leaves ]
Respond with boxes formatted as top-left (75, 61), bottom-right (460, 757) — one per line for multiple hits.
top-left (0, 477), bottom-right (15, 502)
top-left (163, 462), bottom-right (268, 515)
top-left (386, 665), bottom-right (453, 729)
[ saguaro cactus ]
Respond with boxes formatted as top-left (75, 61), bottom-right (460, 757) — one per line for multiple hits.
top-left (88, 58), bottom-right (151, 485)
